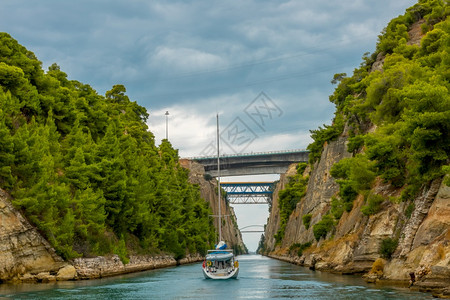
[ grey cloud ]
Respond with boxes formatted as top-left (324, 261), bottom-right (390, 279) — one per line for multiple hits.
top-left (1, 0), bottom-right (417, 142)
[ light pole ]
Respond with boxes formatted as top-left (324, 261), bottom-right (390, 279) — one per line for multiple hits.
top-left (165, 111), bottom-right (169, 140)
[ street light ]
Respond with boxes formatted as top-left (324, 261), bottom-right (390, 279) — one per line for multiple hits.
top-left (165, 111), bottom-right (169, 140)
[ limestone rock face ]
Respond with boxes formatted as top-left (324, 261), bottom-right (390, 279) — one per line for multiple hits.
top-left (262, 114), bottom-right (449, 294)
top-left (413, 183), bottom-right (450, 248)
top-left (264, 132), bottom-right (352, 254)
top-left (56, 265), bottom-right (77, 281)
top-left (0, 189), bottom-right (66, 281)
top-left (396, 179), bottom-right (442, 258)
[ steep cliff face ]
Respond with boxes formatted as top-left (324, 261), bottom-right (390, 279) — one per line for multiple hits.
top-left (263, 14), bottom-right (450, 296)
top-left (0, 189), bottom-right (69, 282)
top-left (180, 159), bottom-right (246, 253)
top-left (264, 164), bottom-right (296, 251)
top-left (283, 132), bottom-right (352, 250)
top-left (264, 134), bottom-right (449, 294)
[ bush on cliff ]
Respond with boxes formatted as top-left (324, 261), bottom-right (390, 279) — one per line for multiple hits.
top-left (302, 214), bottom-right (312, 229)
top-left (313, 214), bottom-right (335, 241)
top-left (379, 238), bottom-right (399, 259)
top-left (289, 241), bottom-right (312, 257)
top-left (361, 193), bottom-right (385, 216)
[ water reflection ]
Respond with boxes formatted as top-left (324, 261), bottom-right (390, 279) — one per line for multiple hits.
top-left (0, 255), bottom-right (432, 299)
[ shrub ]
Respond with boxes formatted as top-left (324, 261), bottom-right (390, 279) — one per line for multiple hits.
top-left (296, 162), bottom-right (307, 175)
top-left (331, 155), bottom-right (376, 210)
top-left (361, 193), bottom-right (385, 216)
top-left (347, 135), bottom-right (365, 154)
top-left (330, 197), bottom-right (344, 220)
top-left (313, 215), bottom-right (335, 241)
top-left (302, 214), bottom-right (312, 229)
top-left (405, 202), bottom-right (415, 218)
top-left (379, 237), bottom-right (398, 259)
top-left (114, 235), bottom-right (129, 264)
top-left (274, 229), bottom-right (284, 244)
top-left (307, 114), bottom-right (345, 165)
top-left (289, 241), bottom-right (312, 257)
top-left (297, 241), bottom-right (312, 257)
top-left (371, 258), bottom-right (385, 275)
top-left (276, 172), bottom-right (309, 243)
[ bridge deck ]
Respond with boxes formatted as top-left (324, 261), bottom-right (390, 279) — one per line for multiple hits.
top-left (185, 149), bottom-right (307, 160)
top-left (188, 149), bottom-right (309, 177)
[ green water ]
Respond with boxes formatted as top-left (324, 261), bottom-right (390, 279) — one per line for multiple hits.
top-left (0, 255), bottom-right (432, 299)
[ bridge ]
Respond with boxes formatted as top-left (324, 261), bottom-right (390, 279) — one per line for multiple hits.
top-left (221, 182), bottom-right (274, 205)
top-left (239, 225), bottom-right (265, 233)
top-left (190, 149), bottom-right (308, 177)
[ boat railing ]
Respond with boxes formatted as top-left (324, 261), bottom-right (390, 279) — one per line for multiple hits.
top-left (207, 249), bottom-right (234, 254)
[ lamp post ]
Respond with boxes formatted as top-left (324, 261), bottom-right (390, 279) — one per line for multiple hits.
top-left (165, 111), bottom-right (169, 140)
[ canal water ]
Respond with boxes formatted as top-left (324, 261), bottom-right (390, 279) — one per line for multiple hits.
top-left (0, 255), bottom-right (432, 299)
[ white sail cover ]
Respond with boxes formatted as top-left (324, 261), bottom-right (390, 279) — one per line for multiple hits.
top-left (215, 241), bottom-right (227, 250)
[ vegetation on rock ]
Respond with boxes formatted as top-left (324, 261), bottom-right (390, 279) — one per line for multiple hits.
top-left (274, 163), bottom-right (308, 243)
top-left (379, 237), bottom-right (399, 259)
top-left (322, 0), bottom-right (449, 223)
top-left (0, 33), bottom-right (216, 260)
top-left (274, 0), bottom-right (449, 249)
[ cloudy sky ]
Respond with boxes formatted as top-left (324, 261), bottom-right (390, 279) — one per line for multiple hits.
top-left (1, 0), bottom-right (417, 251)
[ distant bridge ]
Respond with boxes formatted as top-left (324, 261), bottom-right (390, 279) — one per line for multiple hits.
top-left (221, 182), bottom-right (274, 205)
top-left (239, 225), bottom-right (265, 233)
top-left (190, 149), bottom-right (309, 177)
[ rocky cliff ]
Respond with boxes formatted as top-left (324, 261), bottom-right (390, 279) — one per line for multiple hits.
top-left (0, 189), bottom-right (70, 282)
top-left (264, 134), bottom-right (449, 296)
top-left (180, 159), bottom-right (246, 253)
top-left (263, 15), bottom-right (450, 298)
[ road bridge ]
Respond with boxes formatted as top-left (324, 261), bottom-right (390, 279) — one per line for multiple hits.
top-left (190, 149), bottom-right (309, 177)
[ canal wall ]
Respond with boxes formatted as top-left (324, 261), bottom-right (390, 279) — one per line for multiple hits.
top-left (263, 134), bottom-right (450, 297)
top-left (262, 17), bottom-right (450, 298)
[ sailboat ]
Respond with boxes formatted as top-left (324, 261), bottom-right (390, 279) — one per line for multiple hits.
top-left (202, 114), bottom-right (239, 280)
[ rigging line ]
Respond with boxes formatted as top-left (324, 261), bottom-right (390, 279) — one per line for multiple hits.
top-left (151, 33), bottom-right (374, 81)
top-left (147, 62), bottom-right (354, 99)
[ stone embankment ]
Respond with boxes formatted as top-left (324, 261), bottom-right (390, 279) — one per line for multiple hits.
top-left (73, 253), bottom-right (203, 280)
top-left (13, 254), bottom-right (204, 283)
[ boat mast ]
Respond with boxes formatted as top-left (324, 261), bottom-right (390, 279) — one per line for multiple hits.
top-left (216, 113), bottom-right (222, 242)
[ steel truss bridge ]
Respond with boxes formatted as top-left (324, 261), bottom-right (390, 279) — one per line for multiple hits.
top-left (221, 182), bottom-right (274, 205)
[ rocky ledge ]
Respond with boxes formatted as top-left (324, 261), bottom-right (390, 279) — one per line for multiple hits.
top-left (73, 253), bottom-right (203, 280)
top-left (72, 255), bottom-right (177, 280)
top-left (13, 254), bottom-right (204, 283)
